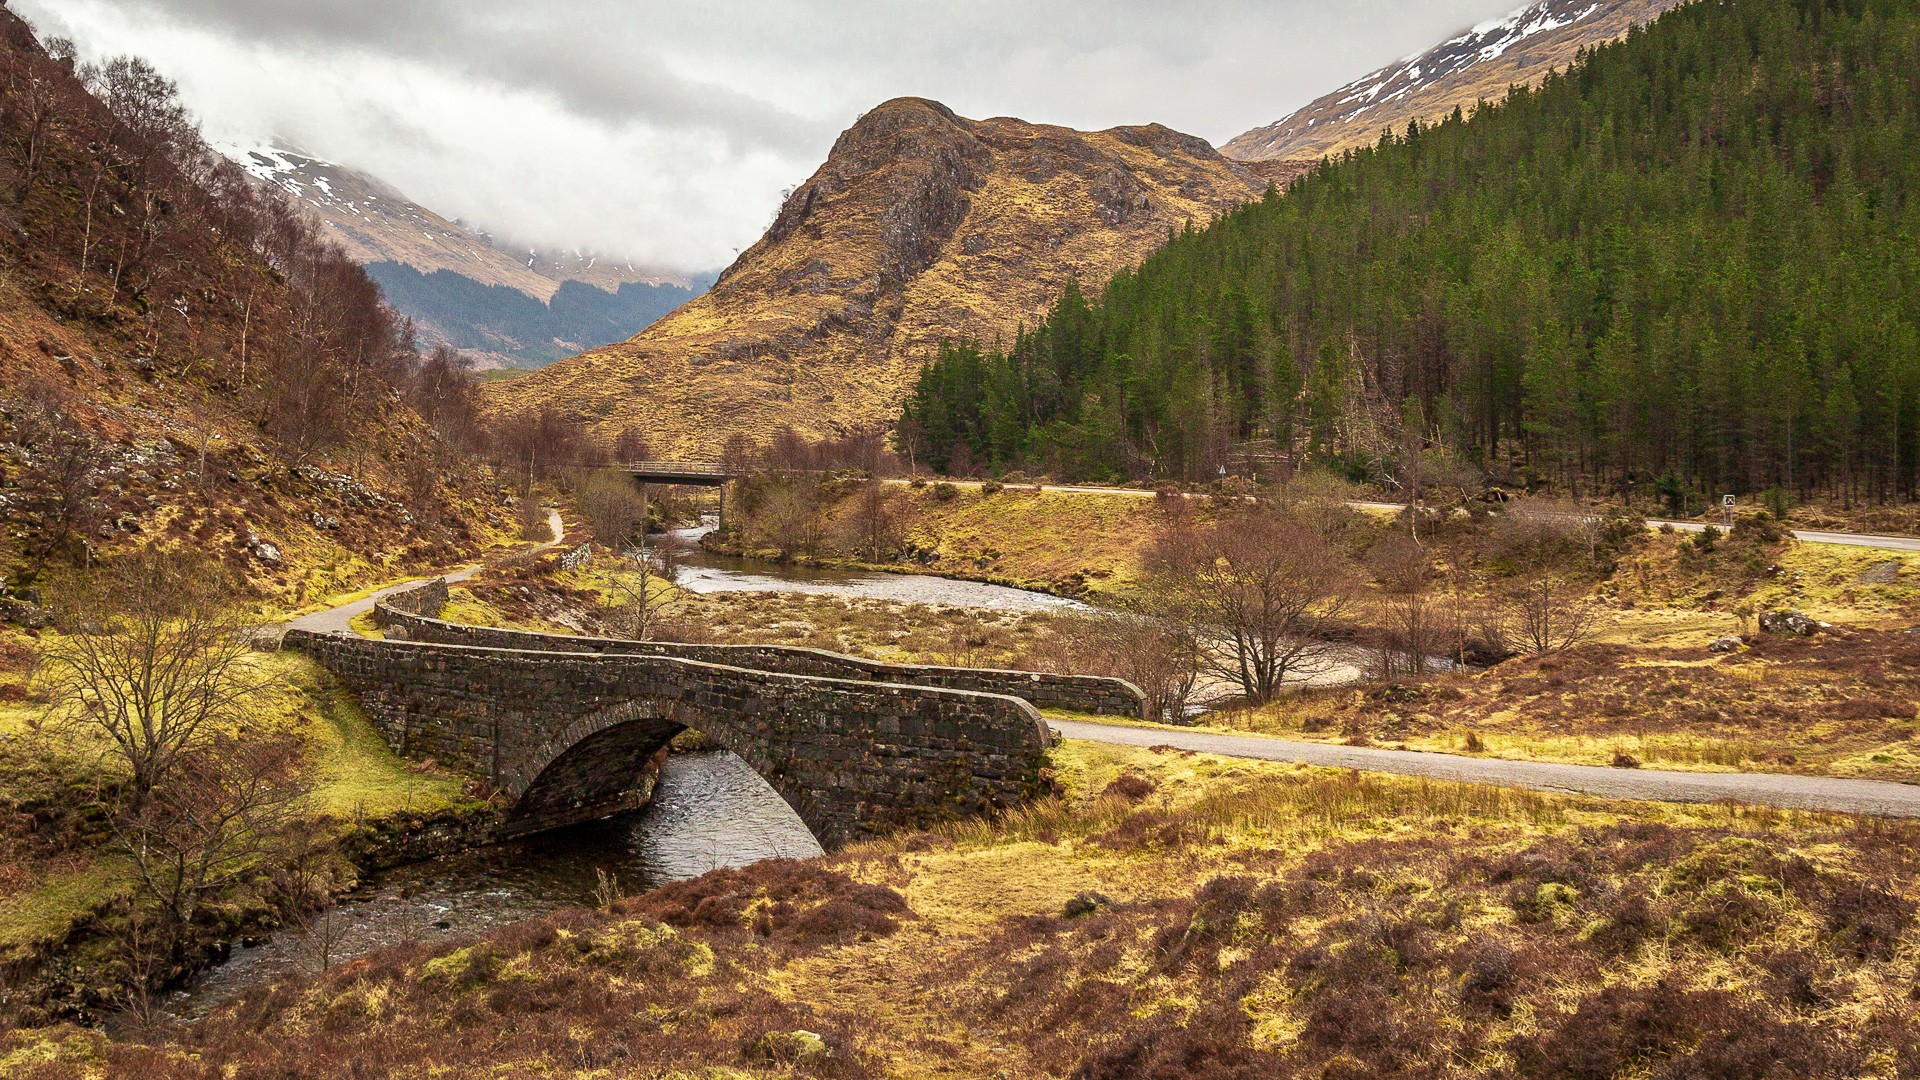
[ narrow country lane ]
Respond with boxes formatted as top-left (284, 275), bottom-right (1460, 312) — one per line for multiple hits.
top-left (1049, 718), bottom-right (1920, 817)
top-left (281, 508), bottom-right (565, 636)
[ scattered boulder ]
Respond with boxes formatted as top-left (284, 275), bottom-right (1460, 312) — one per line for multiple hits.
top-left (1863, 561), bottom-right (1902, 585)
top-left (245, 533), bottom-right (281, 563)
top-left (0, 596), bottom-right (50, 629)
top-left (1759, 610), bottom-right (1819, 636)
top-left (1707, 635), bottom-right (1744, 653)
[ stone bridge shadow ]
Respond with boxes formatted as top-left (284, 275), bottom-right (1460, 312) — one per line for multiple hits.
top-left (286, 630), bottom-right (1067, 848)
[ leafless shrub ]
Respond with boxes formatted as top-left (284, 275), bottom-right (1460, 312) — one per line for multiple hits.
top-left (40, 548), bottom-right (272, 810)
top-left (1488, 577), bottom-right (1600, 655)
top-left (607, 541), bottom-right (681, 642)
top-left (10, 381), bottom-right (104, 571)
top-left (1490, 497), bottom-right (1605, 572)
top-left (574, 470), bottom-right (648, 547)
top-left (289, 903), bottom-right (354, 974)
top-left (760, 482), bottom-right (823, 561)
top-left (1144, 508), bottom-right (1357, 704)
top-left (1058, 607), bottom-right (1204, 722)
top-left (114, 731), bottom-right (313, 963)
top-left (841, 480), bottom-right (902, 561)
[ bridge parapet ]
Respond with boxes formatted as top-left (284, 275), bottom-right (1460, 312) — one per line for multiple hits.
top-left (376, 602), bottom-right (1145, 718)
top-left (284, 629), bottom-right (1053, 847)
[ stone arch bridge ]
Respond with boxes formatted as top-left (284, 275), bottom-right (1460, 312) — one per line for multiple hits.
top-left (285, 586), bottom-right (1142, 848)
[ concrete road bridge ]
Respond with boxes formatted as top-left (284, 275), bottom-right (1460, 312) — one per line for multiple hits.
top-left (285, 582), bottom-right (1144, 847)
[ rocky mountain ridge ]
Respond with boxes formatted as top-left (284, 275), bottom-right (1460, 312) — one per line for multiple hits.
top-left (485, 98), bottom-right (1267, 455)
top-left (1222, 0), bottom-right (1682, 162)
top-left (217, 142), bottom-right (685, 300)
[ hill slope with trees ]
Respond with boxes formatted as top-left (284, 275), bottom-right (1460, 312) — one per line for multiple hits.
top-left (902, 0), bottom-right (1920, 509)
top-left (0, 11), bottom-right (504, 601)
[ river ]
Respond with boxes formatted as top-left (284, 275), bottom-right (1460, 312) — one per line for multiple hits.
top-left (175, 530), bottom-right (1078, 1016)
top-left (664, 524), bottom-right (1091, 613)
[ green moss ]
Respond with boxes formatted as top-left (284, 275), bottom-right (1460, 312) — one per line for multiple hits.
top-left (0, 858), bottom-right (133, 959)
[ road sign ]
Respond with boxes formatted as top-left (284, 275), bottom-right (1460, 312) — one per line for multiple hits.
top-left (1723, 495), bottom-right (1736, 506)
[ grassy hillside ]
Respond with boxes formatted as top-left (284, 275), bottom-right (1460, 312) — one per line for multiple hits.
top-left (0, 16), bottom-right (515, 603)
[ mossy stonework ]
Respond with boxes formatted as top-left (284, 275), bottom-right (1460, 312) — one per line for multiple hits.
top-left (284, 629), bottom-right (1055, 848)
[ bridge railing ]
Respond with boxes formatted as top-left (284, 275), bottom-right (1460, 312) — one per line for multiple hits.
top-left (616, 461), bottom-right (737, 479)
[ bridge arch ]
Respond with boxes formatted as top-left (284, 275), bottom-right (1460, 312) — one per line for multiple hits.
top-left (287, 631), bottom-right (1054, 848)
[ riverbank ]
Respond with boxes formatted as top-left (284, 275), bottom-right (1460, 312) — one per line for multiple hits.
top-left (0, 642), bottom-right (510, 1024)
top-left (20, 738), bottom-right (1920, 1078)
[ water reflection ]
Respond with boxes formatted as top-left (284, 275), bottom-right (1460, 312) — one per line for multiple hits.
top-left (178, 751), bottom-right (819, 1016)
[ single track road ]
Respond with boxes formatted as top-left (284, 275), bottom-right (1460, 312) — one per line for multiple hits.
top-left (282, 509), bottom-right (565, 636)
top-left (1049, 718), bottom-right (1920, 817)
top-left (884, 479), bottom-right (1920, 554)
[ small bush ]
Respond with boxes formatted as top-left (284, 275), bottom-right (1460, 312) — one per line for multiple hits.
top-left (981, 479), bottom-right (1005, 495)
top-left (1824, 881), bottom-right (1914, 961)
top-left (1100, 772), bottom-right (1157, 803)
top-left (931, 482), bottom-right (958, 502)
top-left (1589, 889), bottom-right (1660, 955)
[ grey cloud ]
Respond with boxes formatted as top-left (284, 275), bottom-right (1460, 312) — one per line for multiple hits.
top-left (16, 0), bottom-right (1519, 269)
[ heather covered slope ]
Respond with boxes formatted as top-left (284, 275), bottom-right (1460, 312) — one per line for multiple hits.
top-left (485, 98), bottom-right (1265, 456)
top-left (1223, 0), bottom-right (1683, 162)
top-left (19, 744), bottom-right (1920, 1079)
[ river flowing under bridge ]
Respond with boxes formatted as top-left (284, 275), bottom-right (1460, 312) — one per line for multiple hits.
top-left (285, 584), bottom-right (1144, 847)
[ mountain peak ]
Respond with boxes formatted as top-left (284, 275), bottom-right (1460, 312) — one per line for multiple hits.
top-left (486, 104), bottom-right (1264, 455)
top-left (1222, 0), bottom-right (1681, 162)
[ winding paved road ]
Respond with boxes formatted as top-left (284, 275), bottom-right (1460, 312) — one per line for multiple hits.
top-left (281, 509), bottom-right (564, 636)
top-left (886, 480), bottom-right (1920, 554)
top-left (277, 505), bottom-right (1920, 817)
top-left (1050, 718), bottom-right (1920, 817)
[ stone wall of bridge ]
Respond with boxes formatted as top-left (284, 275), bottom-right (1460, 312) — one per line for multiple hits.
top-left (377, 602), bottom-right (1145, 718)
top-left (284, 629), bottom-right (1053, 848)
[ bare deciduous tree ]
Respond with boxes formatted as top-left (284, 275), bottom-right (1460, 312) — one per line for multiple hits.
top-left (1491, 497), bottom-right (1606, 572)
top-left (41, 549), bottom-right (270, 810)
top-left (608, 541), bottom-right (682, 641)
top-left (1077, 606), bottom-right (1204, 722)
top-left (575, 470), bottom-right (648, 547)
top-left (761, 482), bottom-right (823, 561)
top-left (842, 480), bottom-right (902, 561)
top-left (1146, 509), bottom-right (1357, 704)
top-left (113, 731), bottom-right (312, 961)
top-left (12, 384), bottom-right (104, 571)
top-left (1491, 577), bottom-right (1600, 655)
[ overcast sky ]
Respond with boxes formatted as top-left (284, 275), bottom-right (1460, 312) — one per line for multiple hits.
top-left (16, 0), bottom-right (1517, 272)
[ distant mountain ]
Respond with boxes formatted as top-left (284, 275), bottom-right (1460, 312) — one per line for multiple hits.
top-left (214, 142), bottom-right (707, 367)
top-left (485, 98), bottom-right (1267, 456)
top-left (363, 263), bottom-right (713, 369)
top-left (1221, 0), bottom-right (1682, 162)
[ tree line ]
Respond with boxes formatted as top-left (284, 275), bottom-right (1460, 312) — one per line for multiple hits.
top-left (898, 0), bottom-right (1920, 508)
